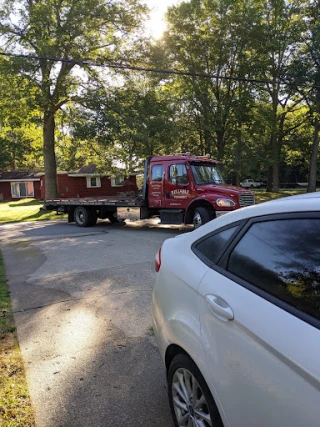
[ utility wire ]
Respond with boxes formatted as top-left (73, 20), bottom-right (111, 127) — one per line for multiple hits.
top-left (0, 51), bottom-right (317, 89)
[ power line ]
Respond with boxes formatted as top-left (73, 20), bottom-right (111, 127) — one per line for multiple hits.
top-left (0, 50), bottom-right (317, 89)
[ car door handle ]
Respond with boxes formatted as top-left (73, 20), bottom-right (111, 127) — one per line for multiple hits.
top-left (205, 295), bottom-right (234, 321)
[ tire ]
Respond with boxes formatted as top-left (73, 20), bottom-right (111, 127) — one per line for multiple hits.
top-left (74, 206), bottom-right (91, 227)
top-left (168, 354), bottom-right (224, 427)
top-left (193, 207), bottom-right (212, 229)
top-left (88, 209), bottom-right (97, 226)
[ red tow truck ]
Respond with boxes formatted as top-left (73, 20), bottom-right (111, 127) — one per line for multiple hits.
top-left (44, 154), bottom-right (255, 228)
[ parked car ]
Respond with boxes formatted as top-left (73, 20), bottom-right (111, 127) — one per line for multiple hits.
top-left (240, 178), bottom-right (263, 188)
top-left (153, 192), bottom-right (320, 427)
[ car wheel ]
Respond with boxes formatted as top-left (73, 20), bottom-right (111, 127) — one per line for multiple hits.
top-left (193, 207), bottom-right (212, 229)
top-left (168, 354), bottom-right (224, 427)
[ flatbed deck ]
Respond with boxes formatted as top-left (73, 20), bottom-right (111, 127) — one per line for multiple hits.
top-left (45, 196), bottom-right (145, 209)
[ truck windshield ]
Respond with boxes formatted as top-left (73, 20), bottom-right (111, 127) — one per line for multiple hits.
top-left (191, 163), bottom-right (224, 185)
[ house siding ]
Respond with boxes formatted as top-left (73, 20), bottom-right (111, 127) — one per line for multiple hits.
top-left (40, 175), bottom-right (138, 199)
top-left (0, 181), bottom-right (41, 201)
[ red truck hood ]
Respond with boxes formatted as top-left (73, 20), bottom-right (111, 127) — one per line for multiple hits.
top-left (196, 184), bottom-right (252, 197)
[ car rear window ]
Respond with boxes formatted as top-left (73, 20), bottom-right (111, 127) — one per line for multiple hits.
top-left (227, 218), bottom-right (320, 321)
top-left (195, 225), bottom-right (240, 264)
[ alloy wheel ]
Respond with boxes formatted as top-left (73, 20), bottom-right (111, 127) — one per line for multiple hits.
top-left (172, 368), bottom-right (213, 427)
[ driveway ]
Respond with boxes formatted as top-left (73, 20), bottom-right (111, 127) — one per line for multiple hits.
top-left (0, 219), bottom-right (190, 426)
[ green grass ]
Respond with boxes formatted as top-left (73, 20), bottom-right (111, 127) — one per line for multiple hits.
top-left (254, 189), bottom-right (307, 204)
top-left (0, 251), bottom-right (35, 426)
top-left (0, 199), bottom-right (66, 224)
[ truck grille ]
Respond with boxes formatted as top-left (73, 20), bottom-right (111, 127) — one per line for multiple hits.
top-left (239, 192), bottom-right (255, 208)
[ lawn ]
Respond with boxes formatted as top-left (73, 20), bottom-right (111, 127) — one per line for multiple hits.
top-left (0, 199), bottom-right (66, 224)
top-left (254, 188), bottom-right (307, 204)
top-left (0, 251), bottom-right (35, 426)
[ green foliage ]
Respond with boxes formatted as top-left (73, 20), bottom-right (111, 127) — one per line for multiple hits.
top-left (0, 0), bottom-right (319, 189)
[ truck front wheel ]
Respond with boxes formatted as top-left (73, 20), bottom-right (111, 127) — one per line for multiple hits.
top-left (193, 207), bottom-right (212, 228)
top-left (74, 206), bottom-right (91, 227)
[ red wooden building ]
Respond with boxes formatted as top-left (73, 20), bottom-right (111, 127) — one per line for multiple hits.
top-left (38, 165), bottom-right (138, 199)
top-left (0, 172), bottom-right (41, 201)
top-left (0, 165), bottom-right (138, 201)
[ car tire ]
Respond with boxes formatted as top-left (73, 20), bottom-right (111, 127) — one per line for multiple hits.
top-left (74, 206), bottom-right (91, 227)
top-left (193, 207), bottom-right (212, 228)
top-left (168, 354), bottom-right (224, 427)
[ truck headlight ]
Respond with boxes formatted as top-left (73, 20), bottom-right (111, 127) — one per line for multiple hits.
top-left (216, 198), bottom-right (236, 207)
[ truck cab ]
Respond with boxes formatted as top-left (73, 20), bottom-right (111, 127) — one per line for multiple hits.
top-left (144, 154), bottom-right (255, 227)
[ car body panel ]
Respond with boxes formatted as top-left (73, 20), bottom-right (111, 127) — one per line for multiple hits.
top-left (153, 193), bottom-right (320, 427)
top-left (198, 268), bottom-right (320, 427)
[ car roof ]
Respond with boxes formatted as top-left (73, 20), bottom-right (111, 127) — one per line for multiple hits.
top-left (191, 192), bottom-right (320, 239)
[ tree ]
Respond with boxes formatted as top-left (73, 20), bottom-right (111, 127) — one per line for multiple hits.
top-left (0, 56), bottom-right (43, 170)
top-left (253, 0), bottom-right (305, 192)
top-left (0, 0), bottom-right (147, 198)
top-left (68, 78), bottom-right (178, 171)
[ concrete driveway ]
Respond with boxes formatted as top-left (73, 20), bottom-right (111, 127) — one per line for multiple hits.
top-left (0, 219), bottom-right (190, 426)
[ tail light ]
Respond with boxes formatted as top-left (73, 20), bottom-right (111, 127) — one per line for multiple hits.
top-left (155, 247), bottom-right (162, 272)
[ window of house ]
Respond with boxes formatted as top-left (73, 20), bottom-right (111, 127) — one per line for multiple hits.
top-left (194, 225), bottom-right (240, 265)
top-left (111, 176), bottom-right (125, 187)
top-left (151, 165), bottom-right (163, 182)
top-left (169, 164), bottom-right (189, 185)
top-left (11, 182), bottom-right (34, 198)
top-left (227, 218), bottom-right (320, 321)
top-left (86, 177), bottom-right (101, 188)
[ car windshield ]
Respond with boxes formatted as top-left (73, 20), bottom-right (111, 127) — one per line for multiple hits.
top-left (191, 162), bottom-right (224, 185)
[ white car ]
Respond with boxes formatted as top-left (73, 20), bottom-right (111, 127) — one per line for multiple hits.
top-left (153, 193), bottom-right (320, 427)
top-left (240, 178), bottom-right (262, 188)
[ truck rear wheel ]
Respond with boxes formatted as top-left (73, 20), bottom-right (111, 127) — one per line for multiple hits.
top-left (193, 207), bottom-right (212, 229)
top-left (74, 206), bottom-right (91, 227)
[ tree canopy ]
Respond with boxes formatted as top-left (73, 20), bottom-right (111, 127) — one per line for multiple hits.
top-left (0, 0), bottom-right (319, 193)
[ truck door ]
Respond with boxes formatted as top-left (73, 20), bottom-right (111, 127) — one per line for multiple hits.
top-left (148, 163), bottom-right (164, 208)
top-left (164, 162), bottom-right (193, 209)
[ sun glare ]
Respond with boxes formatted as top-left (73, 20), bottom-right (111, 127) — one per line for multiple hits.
top-left (145, 0), bottom-right (181, 39)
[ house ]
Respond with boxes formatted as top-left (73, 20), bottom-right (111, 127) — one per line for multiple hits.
top-left (37, 164), bottom-right (139, 199)
top-left (0, 171), bottom-right (41, 201)
top-left (0, 165), bottom-right (139, 201)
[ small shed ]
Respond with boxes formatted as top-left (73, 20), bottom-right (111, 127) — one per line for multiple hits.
top-left (38, 164), bottom-right (139, 199)
top-left (0, 172), bottom-right (41, 201)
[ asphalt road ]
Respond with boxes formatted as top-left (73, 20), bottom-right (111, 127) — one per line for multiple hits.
top-left (0, 219), bottom-right (191, 427)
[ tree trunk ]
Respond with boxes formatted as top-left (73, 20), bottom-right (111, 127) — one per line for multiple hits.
top-left (266, 165), bottom-right (273, 192)
top-left (43, 111), bottom-right (58, 199)
top-left (216, 130), bottom-right (225, 161)
top-left (235, 125), bottom-right (242, 187)
top-left (307, 88), bottom-right (320, 193)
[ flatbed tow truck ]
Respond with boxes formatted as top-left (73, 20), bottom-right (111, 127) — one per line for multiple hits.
top-left (44, 154), bottom-right (255, 228)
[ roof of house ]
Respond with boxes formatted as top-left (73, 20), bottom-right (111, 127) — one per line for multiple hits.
top-left (0, 171), bottom-right (40, 181)
top-left (71, 164), bottom-right (98, 174)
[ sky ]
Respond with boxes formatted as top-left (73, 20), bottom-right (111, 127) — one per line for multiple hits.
top-left (145, 0), bottom-right (181, 39)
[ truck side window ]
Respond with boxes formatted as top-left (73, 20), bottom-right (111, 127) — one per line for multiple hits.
top-left (151, 165), bottom-right (163, 182)
top-left (170, 164), bottom-right (188, 185)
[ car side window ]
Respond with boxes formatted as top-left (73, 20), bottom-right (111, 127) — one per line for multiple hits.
top-left (169, 164), bottom-right (188, 185)
top-left (227, 219), bottom-right (320, 321)
top-left (151, 165), bottom-right (163, 182)
top-left (195, 225), bottom-right (240, 264)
